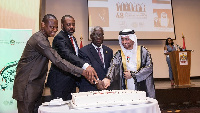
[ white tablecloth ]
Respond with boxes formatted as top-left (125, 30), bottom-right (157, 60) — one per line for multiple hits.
top-left (38, 98), bottom-right (161, 113)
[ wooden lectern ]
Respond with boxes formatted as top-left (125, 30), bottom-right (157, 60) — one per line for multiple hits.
top-left (169, 51), bottom-right (191, 86)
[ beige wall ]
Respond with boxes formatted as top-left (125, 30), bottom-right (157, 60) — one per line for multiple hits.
top-left (45, 0), bottom-right (200, 78)
top-left (0, 0), bottom-right (40, 34)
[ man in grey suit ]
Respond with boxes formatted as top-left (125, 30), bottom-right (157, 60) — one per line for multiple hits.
top-left (13, 14), bottom-right (97, 113)
top-left (47, 15), bottom-right (99, 101)
top-left (79, 26), bottom-right (113, 92)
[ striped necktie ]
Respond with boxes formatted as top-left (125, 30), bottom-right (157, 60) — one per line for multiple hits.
top-left (97, 48), bottom-right (104, 63)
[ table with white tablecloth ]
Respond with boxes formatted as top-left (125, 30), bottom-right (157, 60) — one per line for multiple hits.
top-left (38, 98), bottom-right (161, 113)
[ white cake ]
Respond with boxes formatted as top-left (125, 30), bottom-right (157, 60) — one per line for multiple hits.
top-left (71, 90), bottom-right (148, 108)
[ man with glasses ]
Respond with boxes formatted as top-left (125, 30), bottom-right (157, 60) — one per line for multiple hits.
top-left (78, 26), bottom-right (113, 92)
top-left (102, 29), bottom-right (155, 98)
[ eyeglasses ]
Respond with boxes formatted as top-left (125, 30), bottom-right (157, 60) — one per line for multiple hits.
top-left (93, 33), bottom-right (104, 38)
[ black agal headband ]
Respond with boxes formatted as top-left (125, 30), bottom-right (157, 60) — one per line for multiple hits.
top-left (119, 30), bottom-right (135, 35)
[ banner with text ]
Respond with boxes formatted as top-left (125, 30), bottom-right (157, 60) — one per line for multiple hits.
top-left (0, 29), bottom-right (32, 113)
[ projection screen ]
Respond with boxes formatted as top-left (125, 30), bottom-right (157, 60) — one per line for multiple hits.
top-left (88, 0), bottom-right (175, 40)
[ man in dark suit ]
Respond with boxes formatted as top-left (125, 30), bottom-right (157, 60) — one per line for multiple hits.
top-left (47, 15), bottom-right (98, 101)
top-left (79, 26), bottom-right (113, 92)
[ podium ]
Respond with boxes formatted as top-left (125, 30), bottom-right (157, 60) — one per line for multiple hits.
top-left (169, 51), bottom-right (191, 86)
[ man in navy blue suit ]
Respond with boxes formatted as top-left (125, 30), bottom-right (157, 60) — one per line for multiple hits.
top-left (78, 26), bottom-right (113, 92)
top-left (47, 15), bottom-right (98, 101)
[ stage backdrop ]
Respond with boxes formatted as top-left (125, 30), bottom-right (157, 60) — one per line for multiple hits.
top-left (88, 0), bottom-right (175, 40)
top-left (0, 29), bottom-right (32, 113)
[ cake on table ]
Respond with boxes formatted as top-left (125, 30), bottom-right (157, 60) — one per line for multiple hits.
top-left (70, 90), bottom-right (149, 108)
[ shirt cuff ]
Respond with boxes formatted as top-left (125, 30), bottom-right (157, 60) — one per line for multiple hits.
top-left (82, 63), bottom-right (89, 70)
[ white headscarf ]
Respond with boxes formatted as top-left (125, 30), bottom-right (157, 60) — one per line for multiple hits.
top-left (118, 29), bottom-right (137, 58)
top-left (118, 29), bottom-right (138, 90)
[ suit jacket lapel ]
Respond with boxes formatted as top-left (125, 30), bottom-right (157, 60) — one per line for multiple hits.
top-left (61, 31), bottom-right (76, 54)
top-left (73, 36), bottom-right (79, 49)
top-left (103, 46), bottom-right (109, 69)
top-left (89, 44), bottom-right (104, 68)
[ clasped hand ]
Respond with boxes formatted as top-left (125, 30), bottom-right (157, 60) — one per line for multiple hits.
top-left (82, 65), bottom-right (99, 84)
top-left (82, 65), bottom-right (111, 90)
top-left (96, 78), bottom-right (111, 90)
top-left (123, 70), bottom-right (132, 79)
